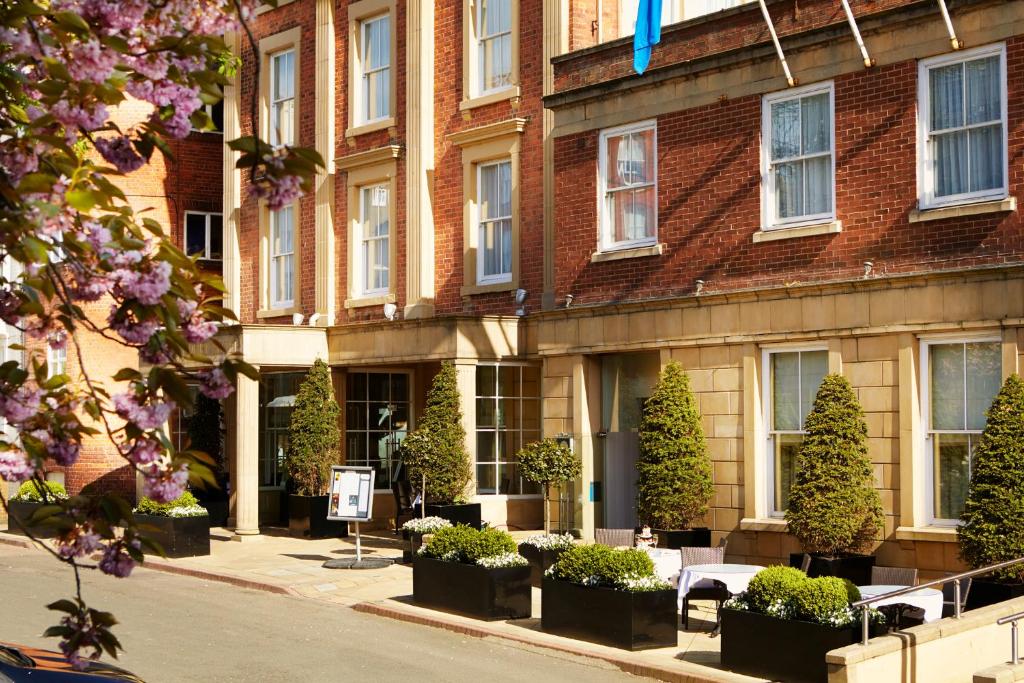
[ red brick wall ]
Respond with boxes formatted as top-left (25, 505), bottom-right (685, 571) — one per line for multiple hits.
top-left (555, 0), bottom-right (911, 93)
top-left (553, 37), bottom-right (1024, 306)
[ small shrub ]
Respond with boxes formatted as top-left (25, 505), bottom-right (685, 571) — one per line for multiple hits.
top-left (517, 438), bottom-right (581, 534)
top-left (135, 491), bottom-right (207, 518)
top-left (602, 548), bottom-right (656, 585)
top-left (12, 480), bottom-right (67, 502)
top-left (789, 577), bottom-right (852, 624)
top-left (636, 361), bottom-right (713, 530)
top-left (785, 374), bottom-right (883, 555)
top-left (549, 544), bottom-right (613, 585)
top-left (745, 565), bottom-right (807, 613)
top-left (549, 544), bottom-right (665, 592)
top-left (842, 578), bottom-right (861, 603)
top-left (420, 525), bottom-right (518, 564)
top-left (958, 374), bottom-right (1024, 581)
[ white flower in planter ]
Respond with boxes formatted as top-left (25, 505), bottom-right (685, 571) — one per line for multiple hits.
top-left (475, 553), bottom-right (529, 569)
top-left (522, 533), bottom-right (576, 550)
top-left (402, 516), bottom-right (453, 534)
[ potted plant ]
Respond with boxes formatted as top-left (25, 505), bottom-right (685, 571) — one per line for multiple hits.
top-left (959, 374), bottom-right (1024, 609)
top-left (187, 393), bottom-right (229, 527)
top-left (285, 359), bottom-right (347, 539)
top-left (7, 480), bottom-right (67, 538)
top-left (542, 543), bottom-right (676, 650)
top-left (133, 491), bottom-right (210, 558)
top-left (413, 525), bottom-right (531, 620)
top-left (401, 516), bottom-right (451, 563)
top-left (402, 362), bottom-right (477, 528)
top-left (720, 566), bottom-right (886, 683)
top-left (785, 374), bottom-right (883, 585)
top-left (636, 361), bottom-right (713, 549)
top-left (517, 438), bottom-right (581, 535)
top-left (518, 533), bottom-right (575, 588)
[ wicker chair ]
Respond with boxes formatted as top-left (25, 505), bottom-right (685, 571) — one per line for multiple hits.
top-left (871, 565), bottom-right (919, 586)
top-left (594, 528), bottom-right (635, 548)
top-left (799, 553), bottom-right (812, 573)
top-left (680, 546), bottom-right (727, 631)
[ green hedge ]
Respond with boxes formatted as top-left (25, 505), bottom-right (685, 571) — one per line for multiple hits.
top-left (745, 565), bottom-right (807, 613)
top-left (12, 480), bottom-right (67, 502)
top-left (735, 566), bottom-right (869, 627)
top-left (421, 525), bottom-right (518, 564)
top-left (789, 577), bottom-right (852, 624)
top-left (135, 491), bottom-right (207, 517)
top-left (548, 544), bottom-right (659, 590)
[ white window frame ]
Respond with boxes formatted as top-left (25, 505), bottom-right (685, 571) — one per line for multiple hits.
top-left (344, 369), bottom-right (414, 491)
top-left (47, 345), bottom-right (66, 379)
top-left (761, 344), bottom-right (828, 518)
top-left (474, 0), bottom-right (513, 97)
top-left (358, 13), bottom-right (391, 126)
top-left (184, 211), bottom-right (223, 261)
top-left (919, 334), bottom-right (1002, 526)
top-left (597, 119), bottom-right (658, 253)
top-left (761, 81), bottom-right (836, 230)
top-left (269, 48), bottom-right (296, 148)
top-left (269, 206), bottom-right (295, 309)
top-left (917, 43), bottom-right (1008, 210)
top-left (475, 159), bottom-right (513, 285)
top-left (474, 362), bottom-right (543, 499)
top-left (356, 183), bottom-right (390, 297)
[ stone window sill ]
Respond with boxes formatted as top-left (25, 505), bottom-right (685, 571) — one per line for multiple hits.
top-left (739, 517), bottom-right (789, 532)
top-left (591, 243), bottom-right (664, 263)
top-left (459, 86), bottom-right (521, 112)
top-left (894, 526), bottom-right (958, 543)
top-left (460, 280), bottom-right (516, 297)
top-left (256, 306), bottom-right (300, 319)
top-left (909, 196), bottom-right (1016, 223)
top-left (752, 220), bottom-right (842, 243)
top-left (344, 292), bottom-right (396, 309)
top-left (345, 117), bottom-right (396, 139)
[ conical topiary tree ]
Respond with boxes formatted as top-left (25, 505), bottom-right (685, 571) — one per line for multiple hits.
top-left (286, 359), bottom-right (341, 496)
top-left (518, 438), bottom-right (582, 534)
top-left (636, 361), bottom-right (713, 530)
top-left (786, 374), bottom-right (883, 556)
top-left (958, 374), bottom-right (1024, 581)
top-left (401, 362), bottom-right (472, 512)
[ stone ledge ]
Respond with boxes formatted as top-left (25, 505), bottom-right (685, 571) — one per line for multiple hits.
top-left (590, 243), bottom-right (664, 263)
top-left (894, 526), bottom-right (958, 543)
top-left (909, 197), bottom-right (1016, 223)
top-left (739, 517), bottom-right (788, 532)
top-left (752, 220), bottom-right (842, 243)
top-left (974, 661), bottom-right (1024, 683)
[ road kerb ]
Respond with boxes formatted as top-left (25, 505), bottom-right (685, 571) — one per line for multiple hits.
top-left (353, 600), bottom-right (757, 683)
top-left (139, 559), bottom-right (302, 597)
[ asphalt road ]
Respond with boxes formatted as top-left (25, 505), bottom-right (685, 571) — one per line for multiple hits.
top-left (0, 545), bottom-right (649, 683)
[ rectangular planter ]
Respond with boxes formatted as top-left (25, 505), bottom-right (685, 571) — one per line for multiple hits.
top-left (200, 500), bottom-right (229, 527)
top-left (966, 578), bottom-right (1024, 610)
top-left (721, 608), bottom-right (883, 683)
top-left (518, 544), bottom-right (567, 588)
top-left (654, 528), bottom-right (711, 549)
top-left (7, 500), bottom-right (59, 538)
top-left (541, 578), bottom-right (677, 651)
top-left (288, 495), bottom-right (349, 539)
top-left (135, 514), bottom-right (210, 558)
top-left (402, 530), bottom-right (424, 564)
top-left (413, 555), bottom-right (531, 620)
top-left (425, 503), bottom-right (481, 529)
top-left (789, 552), bottom-right (876, 586)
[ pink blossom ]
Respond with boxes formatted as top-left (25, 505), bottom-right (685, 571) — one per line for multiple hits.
top-left (250, 173), bottom-right (304, 212)
top-left (58, 528), bottom-right (103, 560)
top-left (50, 101), bottom-right (108, 133)
top-left (67, 40), bottom-right (119, 84)
top-left (125, 437), bottom-right (162, 466)
top-left (197, 368), bottom-right (234, 400)
top-left (98, 540), bottom-right (137, 578)
top-left (107, 310), bottom-right (159, 345)
top-left (112, 393), bottom-right (174, 431)
top-left (47, 439), bottom-right (80, 467)
top-left (142, 465), bottom-right (188, 503)
top-left (177, 300), bottom-right (218, 344)
top-left (0, 450), bottom-right (35, 482)
top-left (94, 136), bottom-right (145, 174)
top-left (114, 261), bottom-right (171, 305)
top-left (0, 387), bottom-right (42, 424)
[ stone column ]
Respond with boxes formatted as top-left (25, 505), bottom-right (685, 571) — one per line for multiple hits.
top-left (231, 371), bottom-right (261, 541)
top-left (313, 0), bottom-right (336, 326)
top-left (221, 31), bottom-right (242, 318)
top-left (404, 0), bottom-right (436, 319)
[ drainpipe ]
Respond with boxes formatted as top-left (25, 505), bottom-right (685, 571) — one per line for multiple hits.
top-left (840, 0), bottom-right (874, 68)
top-left (758, 0), bottom-right (796, 87)
top-left (936, 0), bottom-right (964, 50)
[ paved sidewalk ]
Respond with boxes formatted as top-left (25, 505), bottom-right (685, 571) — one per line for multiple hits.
top-left (0, 526), bottom-right (766, 683)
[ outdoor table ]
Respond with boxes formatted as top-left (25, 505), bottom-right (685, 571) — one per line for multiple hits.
top-left (643, 547), bottom-right (682, 587)
top-left (857, 584), bottom-right (944, 623)
top-left (677, 563), bottom-right (764, 611)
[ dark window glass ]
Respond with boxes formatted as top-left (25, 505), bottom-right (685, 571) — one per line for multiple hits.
top-left (208, 214), bottom-right (223, 260)
top-left (185, 214), bottom-right (207, 257)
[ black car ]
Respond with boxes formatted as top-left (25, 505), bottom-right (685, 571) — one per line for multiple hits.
top-left (0, 643), bottom-right (144, 682)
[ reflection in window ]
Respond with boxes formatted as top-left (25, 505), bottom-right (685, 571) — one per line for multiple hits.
top-left (346, 372), bottom-right (410, 488)
top-left (259, 373), bottom-right (304, 488)
top-left (475, 365), bottom-right (541, 495)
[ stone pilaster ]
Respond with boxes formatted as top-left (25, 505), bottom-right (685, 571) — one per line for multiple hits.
top-left (314, 0), bottom-right (336, 325)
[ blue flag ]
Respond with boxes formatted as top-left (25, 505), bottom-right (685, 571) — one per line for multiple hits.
top-left (633, 0), bottom-right (663, 75)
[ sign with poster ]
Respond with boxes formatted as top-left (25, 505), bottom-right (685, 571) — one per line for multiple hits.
top-left (326, 466), bottom-right (375, 522)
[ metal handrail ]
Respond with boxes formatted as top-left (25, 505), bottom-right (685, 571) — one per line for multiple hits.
top-left (997, 611), bottom-right (1024, 664)
top-left (852, 556), bottom-right (1024, 645)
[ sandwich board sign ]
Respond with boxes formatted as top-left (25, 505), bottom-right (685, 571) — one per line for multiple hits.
top-left (324, 466), bottom-right (382, 567)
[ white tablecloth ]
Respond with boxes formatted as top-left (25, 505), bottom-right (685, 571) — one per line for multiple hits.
top-left (677, 563), bottom-right (764, 610)
top-left (857, 584), bottom-right (944, 623)
top-left (644, 548), bottom-right (682, 587)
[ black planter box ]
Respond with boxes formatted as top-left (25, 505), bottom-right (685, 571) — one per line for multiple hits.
top-left (7, 500), bottom-right (59, 538)
top-left (200, 500), bottom-right (229, 527)
top-left (425, 503), bottom-right (481, 529)
top-left (541, 578), bottom-right (677, 651)
top-left (654, 528), bottom-right (711, 549)
top-left (518, 544), bottom-right (568, 588)
top-left (402, 530), bottom-right (424, 564)
top-left (966, 578), bottom-right (1024, 610)
top-left (288, 495), bottom-right (349, 539)
top-left (135, 514), bottom-right (211, 558)
top-left (789, 552), bottom-right (876, 586)
top-left (413, 555), bottom-right (531, 620)
top-left (721, 608), bottom-right (883, 683)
